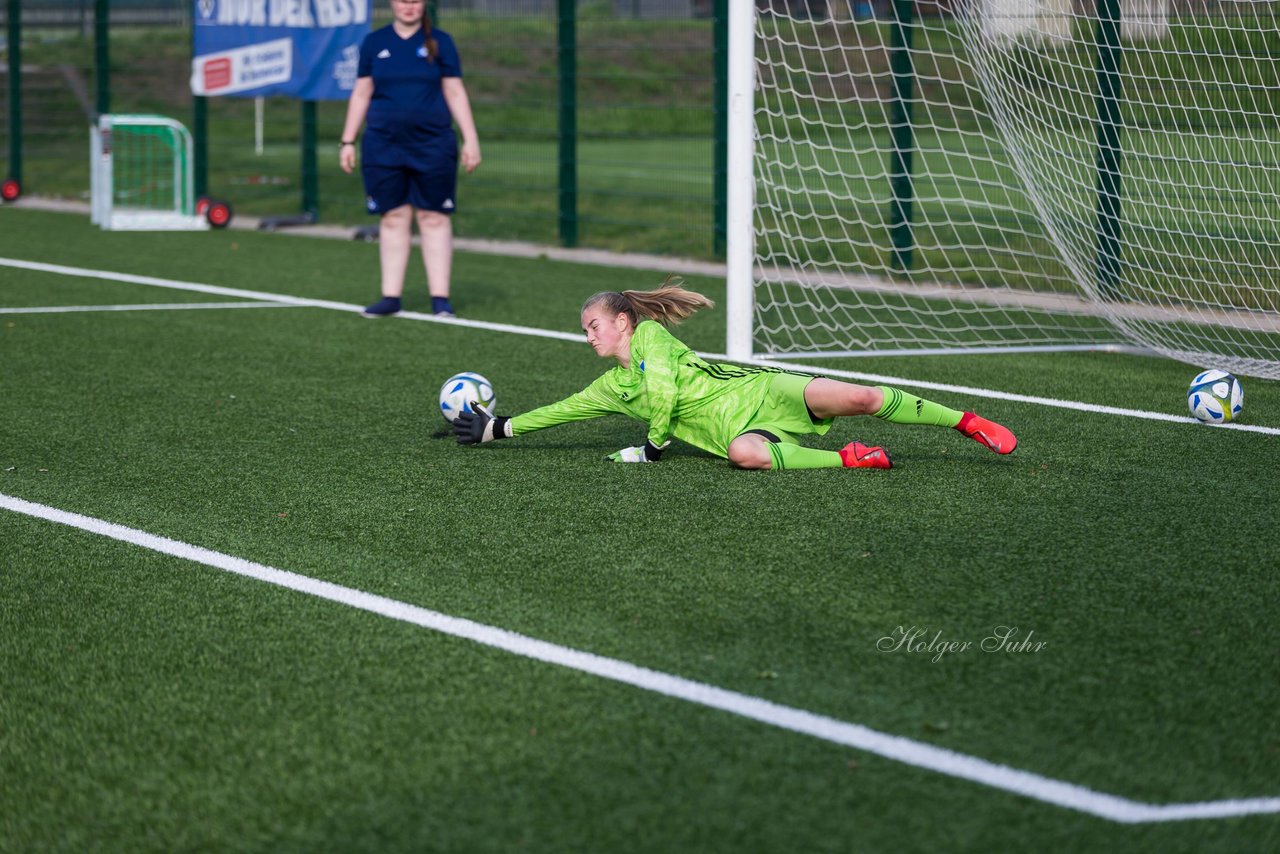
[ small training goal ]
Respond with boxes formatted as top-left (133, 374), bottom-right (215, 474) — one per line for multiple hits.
top-left (91, 114), bottom-right (207, 232)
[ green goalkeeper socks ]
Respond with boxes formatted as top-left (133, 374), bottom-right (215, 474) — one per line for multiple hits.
top-left (873, 386), bottom-right (963, 428)
top-left (765, 442), bottom-right (843, 470)
top-left (759, 386), bottom-right (964, 470)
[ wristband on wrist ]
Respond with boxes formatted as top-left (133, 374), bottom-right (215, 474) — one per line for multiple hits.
top-left (339, 140), bottom-right (355, 146)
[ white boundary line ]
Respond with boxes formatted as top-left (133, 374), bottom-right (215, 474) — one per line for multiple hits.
top-left (743, 358), bottom-right (1280, 436)
top-left (0, 257), bottom-right (583, 344)
top-left (3, 256), bottom-right (1278, 437)
top-left (0, 301), bottom-right (298, 315)
top-left (2, 490), bottom-right (1278, 825)
top-left (766, 344), bottom-right (1151, 358)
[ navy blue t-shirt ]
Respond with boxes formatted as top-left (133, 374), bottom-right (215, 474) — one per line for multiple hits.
top-left (358, 24), bottom-right (462, 170)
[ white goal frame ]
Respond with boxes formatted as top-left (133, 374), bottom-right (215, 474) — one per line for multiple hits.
top-left (725, 2), bottom-right (1280, 379)
top-left (725, 2), bottom-right (758, 363)
top-left (90, 114), bottom-right (207, 232)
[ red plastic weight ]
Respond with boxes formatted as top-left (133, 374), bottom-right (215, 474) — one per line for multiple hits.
top-left (206, 200), bottom-right (233, 229)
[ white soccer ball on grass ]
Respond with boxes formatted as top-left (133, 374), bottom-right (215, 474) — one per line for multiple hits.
top-left (1187, 369), bottom-right (1243, 424)
top-left (439, 372), bottom-right (496, 424)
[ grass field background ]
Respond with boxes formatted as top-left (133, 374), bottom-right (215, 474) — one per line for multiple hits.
top-left (2, 206), bottom-right (1280, 850)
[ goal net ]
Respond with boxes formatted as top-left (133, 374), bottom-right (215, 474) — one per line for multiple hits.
top-left (731, 1), bottom-right (1280, 379)
top-left (91, 115), bottom-right (207, 231)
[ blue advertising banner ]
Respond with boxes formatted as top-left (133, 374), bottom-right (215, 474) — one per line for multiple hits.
top-left (191, 0), bottom-right (371, 100)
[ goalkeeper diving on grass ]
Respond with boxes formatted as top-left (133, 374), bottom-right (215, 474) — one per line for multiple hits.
top-left (453, 281), bottom-right (1017, 470)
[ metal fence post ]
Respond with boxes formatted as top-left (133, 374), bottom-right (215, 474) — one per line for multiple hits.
top-left (302, 100), bottom-right (318, 219)
top-left (94, 0), bottom-right (109, 115)
top-left (557, 0), bottom-right (578, 248)
top-left (713, 0), bottom-right (728, 258)
top-left (1093, 0), bottom-right (1125, 300)
top-left (7, 0), bottom-right (20, 187)
top-left (886, 0), bottom-right (917, 274)
top-left (193, 94), bottom-right (207, 199)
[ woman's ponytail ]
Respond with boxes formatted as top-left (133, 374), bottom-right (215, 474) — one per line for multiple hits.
top-left (423, 13), bottom-right (439, 62)
top-left (583, 276), bottom-right (714, 327)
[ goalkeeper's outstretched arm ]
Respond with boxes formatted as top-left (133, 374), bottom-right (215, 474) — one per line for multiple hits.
top-left (454, 406), bottom-right (669, 463)
top-left (453, 380), bottom-right (623, 446)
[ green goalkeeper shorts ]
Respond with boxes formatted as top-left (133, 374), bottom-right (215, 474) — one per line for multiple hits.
top-left (739, 371), bottom-right (835, 445)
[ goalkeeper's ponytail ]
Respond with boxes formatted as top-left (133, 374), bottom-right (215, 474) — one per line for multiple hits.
top-left (583, 275), bottom-right (715, 327)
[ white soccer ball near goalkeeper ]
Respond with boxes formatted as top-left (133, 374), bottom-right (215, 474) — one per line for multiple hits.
top-left (1187, 369), bottom-right (1243, 424)
top-left (439, 372), bottom-right (496, 424)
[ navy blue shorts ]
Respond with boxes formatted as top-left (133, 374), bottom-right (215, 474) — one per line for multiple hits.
top-left (361, 164), bottom-right (458, 216)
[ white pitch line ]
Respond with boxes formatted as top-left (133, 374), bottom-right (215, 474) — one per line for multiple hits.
top-left (0, 257), bottom-right (582, 344)
top-left (3, 256), bottom-right (1278, 436)
top-left (743, 357), bottom-right (1280, 436)
top-left (2, 490), bottom-right (1278, 825)
top-left (765, 344), bottom-right (1148, 358)
top-left (0, 301), bottom-right (298, 315)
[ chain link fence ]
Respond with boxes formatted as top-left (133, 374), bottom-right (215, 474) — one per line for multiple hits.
top-left (2, 0), bottom-right (723, 258)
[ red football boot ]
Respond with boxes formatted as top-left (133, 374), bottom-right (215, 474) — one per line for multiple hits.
top-left (956, 412), bottom-right (1017, 454)
top-left (839, 441), bottom-right (892, 469)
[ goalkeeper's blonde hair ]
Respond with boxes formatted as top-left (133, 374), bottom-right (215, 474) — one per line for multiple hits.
top-left (582, 276), bottom-right (715, 327)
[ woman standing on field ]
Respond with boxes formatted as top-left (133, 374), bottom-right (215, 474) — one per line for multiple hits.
top-left (453, 281), bottom-right (1017, 469)
top-left (340, 0), bottom-right (480, 318)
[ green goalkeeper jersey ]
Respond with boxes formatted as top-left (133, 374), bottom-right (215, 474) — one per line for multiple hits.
top-left (509, 320), bottom-right (829, 458)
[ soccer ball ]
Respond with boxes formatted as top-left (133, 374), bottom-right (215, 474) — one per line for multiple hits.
top-left (1187, 369), bottom-right (1243, 423)
top-left (439, 372), bottom-right (496, 424)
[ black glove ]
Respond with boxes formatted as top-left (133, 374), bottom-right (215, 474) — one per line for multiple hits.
top-left (454, 406), bottom-right (511, 445)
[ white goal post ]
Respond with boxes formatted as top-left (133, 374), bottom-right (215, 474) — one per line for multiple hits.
top-left (90, 114), bottom-right (207, 232)
top-left (726, 1), bottom-right (1280, 379)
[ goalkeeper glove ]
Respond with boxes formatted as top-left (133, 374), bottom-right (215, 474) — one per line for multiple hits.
top-left (453, 406), bottom-right (512, 445)
top-left (606, 440), bottom-right (669, 463)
